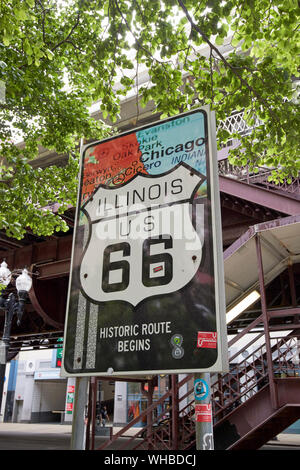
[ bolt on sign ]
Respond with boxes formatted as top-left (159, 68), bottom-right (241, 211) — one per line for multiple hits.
top-left (62, 107), bottom-right (228, 377)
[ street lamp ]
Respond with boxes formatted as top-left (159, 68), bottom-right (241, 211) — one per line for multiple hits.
top-left (0, 261), bottom-right (32, 415)
top-left (0, 261), bottom-right (11, 287)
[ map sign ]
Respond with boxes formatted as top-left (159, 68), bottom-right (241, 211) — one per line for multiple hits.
top-left (62, 108), bottom-right (228, 376)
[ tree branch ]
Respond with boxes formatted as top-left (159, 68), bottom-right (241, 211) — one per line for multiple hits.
top-left (113, 0), bottom-right (170, 67)
top-left (51, 11), bottom-right (81, 52)
top-left (177, 0), bottom-right (279, 123)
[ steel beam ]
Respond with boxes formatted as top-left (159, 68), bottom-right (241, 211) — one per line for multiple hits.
top-left (220, 176), bottom-right (300, 216)
top-left (255, 234), bottom-right (279, 409)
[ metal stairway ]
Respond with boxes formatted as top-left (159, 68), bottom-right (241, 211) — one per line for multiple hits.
top-left (213, 322), bottom-right (300, 449)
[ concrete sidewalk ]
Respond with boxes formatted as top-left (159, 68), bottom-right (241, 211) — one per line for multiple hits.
top-left (268, 433), bottom-right (300, 447)
top-left (0, 422), bottom-right (143, 435)
top-left (0, 422), bottom-right (299, 450)
top-left (0, 422), bottom-right (143, 450)
top-left (0, 422), bottom-right (72, 434)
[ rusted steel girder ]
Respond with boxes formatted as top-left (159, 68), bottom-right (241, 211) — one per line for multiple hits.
top-left (0, 235), bottom-right (72, 272)
top-left (219, 176), bottom-right (300, 216)
top-left (0, 236), bottom-right (73, 333)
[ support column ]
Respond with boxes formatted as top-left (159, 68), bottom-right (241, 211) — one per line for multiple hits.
top-left (145, 379), bottom-right (154, 450)
top-left (288, 263), bottom-right (299, 322)
top-left (90, 378), bottom-right (97, 450)
top-left (85, 378), bottom-right (92, 451)
top-left (255, 234), bottom-right (278, 409)
top-left (70, 376), bottom-right (89, 450)
top-left (194, 373), bottom-right (214, 450)
top-left (0, 294), bottom-right (16, 414)
top-left (171, 374), bottom-right (179, 450)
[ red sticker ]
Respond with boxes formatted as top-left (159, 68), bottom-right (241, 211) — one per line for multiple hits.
top-left (153, 265), bottom-right (163, 273)
top-left (195, 404), bottom-right (212, 422)
top-left (197, 331), bottom-right (217, 349)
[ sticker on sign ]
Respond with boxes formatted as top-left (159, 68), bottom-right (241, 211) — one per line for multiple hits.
top-left (197, 332), bottom-right (217, 349)
top-left (195, 404), bottom-right (212, 423)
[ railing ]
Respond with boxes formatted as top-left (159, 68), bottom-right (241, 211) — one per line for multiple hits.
top-left (89, 331), bottom-right (300, 450)
top-left (88, 309), bottom-right (300, 450)
top-left (218, 160), bottom-right (300, 197)
top-left (217, 111), bottom-right (261, 137)
top-left (213, 350), bottom-right (268, 420)
top-left (93, 374), bottom-right (195, 451)
top-left (247, 173), bottom-right (300, 196)
top-left (272, 335), bottom-right (300, 378)
top-left (212, 315), bottom-right (300, 424)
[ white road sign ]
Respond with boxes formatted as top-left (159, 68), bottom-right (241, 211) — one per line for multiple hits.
top-left (80, 163), bottom-right (204, 306)
top-left (62, 108), bottom-right (229, 376)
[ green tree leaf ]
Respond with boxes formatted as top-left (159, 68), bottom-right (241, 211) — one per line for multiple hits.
top-left (0, 0), bottom-right (298, 239)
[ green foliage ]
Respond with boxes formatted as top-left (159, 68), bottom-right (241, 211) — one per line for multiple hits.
top-left (0, 0), bottom-right (299, 238)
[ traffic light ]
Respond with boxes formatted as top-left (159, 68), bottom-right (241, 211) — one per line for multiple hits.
top-left (56, 338), bottom-right (63, 368)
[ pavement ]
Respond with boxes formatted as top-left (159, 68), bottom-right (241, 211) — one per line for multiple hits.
top-left (0, 422), bottom-right (143, 451)
top-left (266, 433), bottom-right (300, 448)
top-left (0, 421), bottom-right (141, 436)
top-left (0, 422), bottom-right (299, 450)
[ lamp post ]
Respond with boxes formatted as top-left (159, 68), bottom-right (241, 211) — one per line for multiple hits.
top-left (0, 261), bottom-right (32, 416)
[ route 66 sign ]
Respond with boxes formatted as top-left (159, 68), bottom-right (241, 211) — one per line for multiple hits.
top-left (62, 108), bottom-right (228, 377)
top-left (80, 164), bottom-right (204, 306)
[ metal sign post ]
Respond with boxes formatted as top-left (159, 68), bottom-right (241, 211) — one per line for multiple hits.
top-left (62, 107), bottom-right (228, 378)
top-left (194, 373), bottom-right (214, 450)
top-left (70, 376), bottom-right (89, 450)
